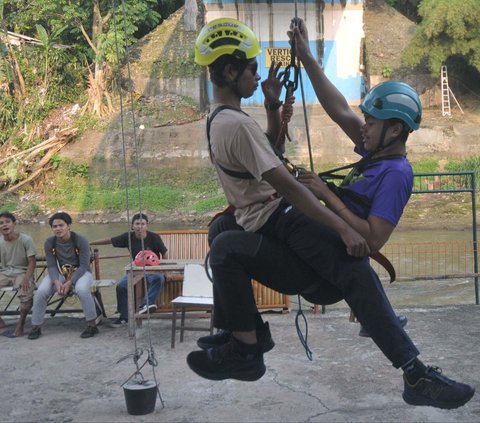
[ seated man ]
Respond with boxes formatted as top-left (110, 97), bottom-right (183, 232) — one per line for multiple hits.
top-left (0, 211), bottom-right (36, 337)
top-left (28, 211), bottom-right (98, 339)
top-left (91, 213), bottom-right (168, 327)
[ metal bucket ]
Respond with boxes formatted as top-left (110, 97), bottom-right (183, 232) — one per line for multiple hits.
top-left (123, 380), bottom-right (157, 415)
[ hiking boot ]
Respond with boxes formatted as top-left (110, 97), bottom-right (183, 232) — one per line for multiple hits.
top-left (359, 314), bottom-right (408, 338)
top-left (109, 318), bottom-right (128, 328)
top-left (80, 325), bottom-right (99, 338)
top-left (197, 322), bottom-right (275, 353)
top-left (187, 341), bottom-right (266, 382)
top-left (403, 366), bottom-right (475, 409)
top-left (139, 304), bottom-right (157, 314)
top-left (27, 326), bottom-right (41, 340)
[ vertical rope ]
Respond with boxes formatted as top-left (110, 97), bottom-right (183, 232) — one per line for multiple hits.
top-left (112, 0), bottom-right (164, 408)
top-left (290, 0), bottom-right (315, 357)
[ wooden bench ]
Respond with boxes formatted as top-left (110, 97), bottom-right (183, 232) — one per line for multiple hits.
top-left (152, 230), bottom-right (289, 314)
top-left (0, 251), bottom-right (116, 320)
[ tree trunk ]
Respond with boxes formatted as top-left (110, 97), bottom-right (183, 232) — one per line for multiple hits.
top-left (82, 0), bottom-right (113, 117)
top-left (184, 0), bottom-right (198, 31)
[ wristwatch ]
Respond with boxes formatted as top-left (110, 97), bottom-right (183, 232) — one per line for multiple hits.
top-left (264, 100), bottom-right (282, 111)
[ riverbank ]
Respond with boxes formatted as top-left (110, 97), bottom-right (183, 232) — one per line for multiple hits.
top-left (13, 192), bottom-right (475, 232)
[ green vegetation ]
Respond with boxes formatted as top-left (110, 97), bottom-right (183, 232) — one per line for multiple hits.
top-left (0, 199), bottom-right (16, 212)
top-left (410, 158), bottom-right (480, 180)
top-left (42, 165), bottom-right (226, 215)
top-left (410, 159), bottom-right (440, 173)
top-left (381, 66), bottom-right (392, 78)
top-left (403, 0), bottom-right (480, 76)
top-left (445, 156), bottom-right (480, 183)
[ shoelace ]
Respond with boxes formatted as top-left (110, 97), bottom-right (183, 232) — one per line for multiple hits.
top-left (207, 341), bottom-right (235, 364)
top-left (427, 366), bottom-right (453, 385)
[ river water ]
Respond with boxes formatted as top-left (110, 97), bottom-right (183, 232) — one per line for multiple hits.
top-left (18, 222), bottom-right (475, 281)
top-left (7, 222), bottom-right (478, 313)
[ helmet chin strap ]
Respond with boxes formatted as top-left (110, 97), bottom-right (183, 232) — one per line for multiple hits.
top-left (371, 121), bottom-right (401, 157)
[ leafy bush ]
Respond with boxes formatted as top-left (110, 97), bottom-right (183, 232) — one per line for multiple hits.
top-left (382, 66), bottom-right (392, 78)
top-left (445, 157), bottom-right (480, 185)
top-left (411, 159), bottom-right (439, 173)
top-left (0, 93), bottom-right (18, 135)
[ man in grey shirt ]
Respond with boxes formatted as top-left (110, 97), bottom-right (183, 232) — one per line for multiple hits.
top-left (28, 212), bottom-right (98, 339)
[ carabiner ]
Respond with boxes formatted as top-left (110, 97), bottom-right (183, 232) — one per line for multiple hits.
top-left (283, 62), bottom-right (299, 92)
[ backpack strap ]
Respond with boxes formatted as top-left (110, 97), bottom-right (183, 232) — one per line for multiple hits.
top-left (206, 105), bottom-right (256, 180)
top-left (207, 104), bottom-right (290, 180)
top-left (51, 231), bottom-right (80, 257)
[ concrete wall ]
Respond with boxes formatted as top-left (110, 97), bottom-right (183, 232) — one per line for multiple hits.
top-left (73, 105), bottom-right (478, 184)
top-left (134, 77), bottom-right (204, 104)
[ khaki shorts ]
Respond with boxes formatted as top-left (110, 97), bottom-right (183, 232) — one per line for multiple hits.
top-left (0, 273), bottom-right (34, 306)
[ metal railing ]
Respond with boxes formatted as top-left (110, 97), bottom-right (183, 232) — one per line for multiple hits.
top-left (381, 171), bottom-right (478, 304)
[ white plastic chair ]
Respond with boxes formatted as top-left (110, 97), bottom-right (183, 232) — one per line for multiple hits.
top-left (170, 263), bottom-right (214, 348)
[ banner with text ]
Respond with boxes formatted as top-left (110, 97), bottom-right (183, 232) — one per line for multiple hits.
top-left (265, 47), bottom-right (302, 68)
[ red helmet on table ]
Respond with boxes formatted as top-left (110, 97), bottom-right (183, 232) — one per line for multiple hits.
top-left (134, 250), bottom-right (160, 266)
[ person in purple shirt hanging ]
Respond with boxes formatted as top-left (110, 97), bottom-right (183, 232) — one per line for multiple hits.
top-left (291, 21), bottom-right (417, 337)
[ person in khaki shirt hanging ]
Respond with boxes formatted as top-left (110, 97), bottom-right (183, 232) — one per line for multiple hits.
top-left (0, 211), bottom-right (36, 338)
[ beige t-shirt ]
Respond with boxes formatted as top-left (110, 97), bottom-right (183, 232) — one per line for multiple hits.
top-left (0, 233), bottom-right (37, 276)
top-left (209, 105), bottom-right (283, 231)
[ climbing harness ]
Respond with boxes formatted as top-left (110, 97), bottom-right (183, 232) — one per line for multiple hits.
top-left (111, 0), bottom-right (164, 408)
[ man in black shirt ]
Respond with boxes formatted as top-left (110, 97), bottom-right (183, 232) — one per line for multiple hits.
top-left (91, 213), bottom-right (168, 326)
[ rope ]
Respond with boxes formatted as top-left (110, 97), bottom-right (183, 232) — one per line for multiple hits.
top-left (275, 86), bottom-right (295, 146)
top-left (112, 0), bottom-right (164, 408)
top-left (286, 4), bottom-right (315, 356)
top-left (296, 56), bottom-right (314, 173)
top-left (294, 295), bottom-right (313, 361)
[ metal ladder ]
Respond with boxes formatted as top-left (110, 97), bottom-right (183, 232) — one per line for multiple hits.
top-left (441, 65), bottom-right (451, 116)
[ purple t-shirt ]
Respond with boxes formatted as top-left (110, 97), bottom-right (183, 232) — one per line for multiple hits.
top-left (338, 146), bottom-right (413, 226)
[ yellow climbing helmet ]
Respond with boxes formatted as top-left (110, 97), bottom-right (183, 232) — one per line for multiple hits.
top-left (195, 18), bottom-right (261, 66)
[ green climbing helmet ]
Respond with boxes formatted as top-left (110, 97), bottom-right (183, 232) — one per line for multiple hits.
top-left (195, 18), bottom-right (261, 66)
top-left (360, 81), bottom-right (422, 131)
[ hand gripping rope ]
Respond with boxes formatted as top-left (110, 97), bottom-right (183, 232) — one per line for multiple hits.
top-left (275, 28), bottom-right (299, 147)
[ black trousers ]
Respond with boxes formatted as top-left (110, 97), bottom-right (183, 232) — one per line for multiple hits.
top-left (208, 204), bottom-right (419, 368)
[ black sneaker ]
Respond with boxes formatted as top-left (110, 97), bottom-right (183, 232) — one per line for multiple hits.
top-left (359, 314), bottom-right (408, 338)
top-left (80, 325), bottom-right (99, 338)
top-left (197, 322), bottom-right (275, 353)
top-left (138, 304), bottom-right (157, 314)
top-left (109, 318), bottom-right (128, 328)
top-left (403, 366), bottom-right (475, 409)
top-left (187, 341), bottom-right (266, 382)
top-left (27, 326), bottom-right (41, 340)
